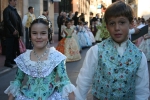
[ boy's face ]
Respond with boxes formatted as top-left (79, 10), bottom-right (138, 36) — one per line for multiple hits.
top-left (106, 16), bottom-right (131, 44)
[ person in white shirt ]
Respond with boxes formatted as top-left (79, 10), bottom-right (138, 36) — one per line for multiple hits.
top-left (22, 6), bottom-right (36, 49)
top-left (128, 27), bottom-right (140, 40)
top-left (74, 1), bottom-right (149, 100)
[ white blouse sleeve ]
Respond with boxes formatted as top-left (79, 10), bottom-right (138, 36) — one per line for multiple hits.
top-left (22, 15), bottom-right (28, 27)
top-left (135, 52), bottom-right (150, 100)
top-left (74, 45), bottom-right (98, 100)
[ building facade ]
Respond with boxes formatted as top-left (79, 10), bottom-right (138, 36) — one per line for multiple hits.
top-left (0, 0), bottom-right (23, 21)
top-left (0, 0), bottom-right (55, 35)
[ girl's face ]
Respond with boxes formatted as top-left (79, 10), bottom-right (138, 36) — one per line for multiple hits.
top-left (106, 16), bottom-right (131, 44)
top-left (71, 21), bottom-right (74, 25)
top-left (31, 23), bottom-right (49, 49)
top-left (67, 22), bottom-right (71, 28)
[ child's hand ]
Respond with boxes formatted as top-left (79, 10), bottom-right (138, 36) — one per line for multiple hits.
top-left (68, 92), bottom-right (75, 100)
top-left (8, 94), bottom-right (14, 100)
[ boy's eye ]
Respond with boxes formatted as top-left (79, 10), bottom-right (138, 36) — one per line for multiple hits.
top-left (119, 21), bottom-right (125, 25)
top-left (109, 22), bottom-right (115, 26)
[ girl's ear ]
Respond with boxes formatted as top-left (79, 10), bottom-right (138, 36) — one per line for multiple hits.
top-left (129, 20), bottom-right (134, 29)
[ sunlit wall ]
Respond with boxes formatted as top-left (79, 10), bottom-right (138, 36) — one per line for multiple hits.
top-left (138, 0), bottom-right (150, 20)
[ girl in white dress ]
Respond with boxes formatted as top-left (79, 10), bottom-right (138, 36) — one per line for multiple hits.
top-left (70, 20), bottom-right (81, 51)
top-left (77, 22), bottom-right (92, 48)
top-left (84, 22), bottom-right (96, 44)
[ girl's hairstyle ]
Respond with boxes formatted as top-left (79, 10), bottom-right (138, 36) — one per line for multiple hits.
top-left (69, 19), bottom-right (73, 22)
top-left (141, 18), bottom-right (145, 24)
top-left (61, 20), bottom-right (66, 25)
top-left (29, 18), bottom-right (51, 41)
top-left (78, 21), bottom-right (83, 25)
top-left (104, 1), bottom-right (134, 24)
top-left (65, 20), bottom-right (70, 26)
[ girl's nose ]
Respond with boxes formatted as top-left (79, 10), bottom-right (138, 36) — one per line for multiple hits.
top-left (37, 33), bottom-right (41, 38)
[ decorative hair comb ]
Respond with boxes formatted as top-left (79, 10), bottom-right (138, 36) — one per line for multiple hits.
top-left (38, 15), bottom-right (47, 20)
top-left (37, 15), bottom-right (52, 28)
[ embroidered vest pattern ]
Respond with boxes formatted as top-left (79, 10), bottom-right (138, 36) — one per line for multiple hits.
top-left (92, 38), bottom-right (142, 100)
top-left (25, 13), bottom-right (35, 28)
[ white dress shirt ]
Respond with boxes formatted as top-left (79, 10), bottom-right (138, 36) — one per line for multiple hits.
top-left (22, 12), bottom-right (35, 27)
top-left (74, 40), bottom-right (150, 100)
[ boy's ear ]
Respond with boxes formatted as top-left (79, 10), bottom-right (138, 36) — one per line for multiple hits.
top-left (129, 20), bottom-right (134, 29)
top-left (106, 24), bottom-right (108, 30)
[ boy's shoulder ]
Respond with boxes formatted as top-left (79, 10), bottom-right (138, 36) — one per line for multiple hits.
top-left (97, 38), bottom-right (142, 53)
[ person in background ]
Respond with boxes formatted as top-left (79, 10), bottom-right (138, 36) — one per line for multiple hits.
top-left (72, 11), bottom-right (79, 26)
top-left (22, 6), bottom-right (36, 49)
top-left (58, 12), bottom-right (67, 41)
top-left (56, 20), bottom-right (81, 62)
top-left (78, 13), bottom-right (85, 23)
top-left (89, 12), bottom-right (94, 27)
top-left (74, 1), bottom-right (149, 100)
top-left (67, 11), bottom-right (73, 21)
top-left (57, 11), bottom-right (63, 41)
top-left (3, 0), bottom-right (23, 68)
top-left (42, 11), bottom-right (53, 43)
top-left (138, 23), bottom-right (150, 61)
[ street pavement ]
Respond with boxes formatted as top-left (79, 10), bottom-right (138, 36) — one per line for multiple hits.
top-left (0, 34), bottom-right (150, 100)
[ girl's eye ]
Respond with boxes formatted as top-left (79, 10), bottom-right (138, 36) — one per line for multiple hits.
top-left (31, 32), bottom-right (37, 34)
top-left (41, 32), bottom-right (46, 34)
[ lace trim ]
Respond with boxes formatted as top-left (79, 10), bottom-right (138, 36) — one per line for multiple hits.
top-left (61, 84), bottom-right (76, 98)
top-left (14, 47), bottom-right (66, 78)
top-left (4, 81), bottom-right (21, 97)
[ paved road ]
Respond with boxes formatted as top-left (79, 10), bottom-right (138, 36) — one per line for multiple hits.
top-left (0, 34), bottom-right (149, 100)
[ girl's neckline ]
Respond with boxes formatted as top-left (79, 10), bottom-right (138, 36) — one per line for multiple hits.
top-left (29, 48), bottom-right (50, 63)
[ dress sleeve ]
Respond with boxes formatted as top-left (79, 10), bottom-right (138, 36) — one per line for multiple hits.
top-left (74, 45), bottom-right (98, 100)
top-left (4, 68), bottom-right (25, 97)
top-left (135, 52), bottom-right (150, 100)
top-left (56, 60), bottom-right (75, 98)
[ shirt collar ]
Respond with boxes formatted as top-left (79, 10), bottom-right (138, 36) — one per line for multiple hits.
top-left (9, 5), bottom-right (16, 10)
top-left (113, 39), bottom-right (128, 48)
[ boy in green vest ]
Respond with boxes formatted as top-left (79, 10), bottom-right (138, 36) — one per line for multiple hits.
top-left (74, 1), bottom-right (149, 100)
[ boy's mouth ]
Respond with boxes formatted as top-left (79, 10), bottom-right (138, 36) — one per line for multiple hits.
top-left (114, 34), bottom-right (122, 38)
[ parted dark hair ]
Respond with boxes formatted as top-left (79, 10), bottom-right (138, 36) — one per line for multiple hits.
top-left (65, 20), bottom-right (70, 26)
top-left (104, 1), bottom-right (134, 24)
top-left (69, 19), bottom-right (73, 22)
top-left (29, 18), bottom-right (51, 41)
top-left (28, 6), bottom-right (33, 11)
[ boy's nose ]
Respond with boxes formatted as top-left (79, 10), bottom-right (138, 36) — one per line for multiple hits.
top-left (115, 24), bottom-right (120, 31)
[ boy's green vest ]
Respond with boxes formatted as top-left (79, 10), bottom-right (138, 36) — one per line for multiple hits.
top-left (92, 38), bottom-right (142, 100)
